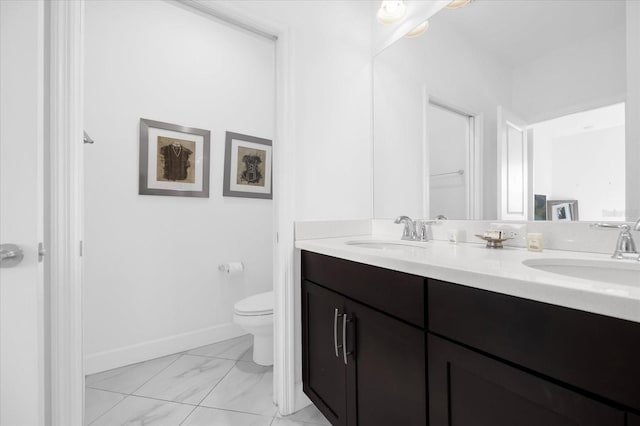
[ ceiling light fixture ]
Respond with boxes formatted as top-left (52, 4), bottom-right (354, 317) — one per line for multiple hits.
top-left (377, 1), bottom-right (407, 25)
top-left (405, 20), bottom-right (430, 38)
top-left (446, 0), bottom-right (472, 9)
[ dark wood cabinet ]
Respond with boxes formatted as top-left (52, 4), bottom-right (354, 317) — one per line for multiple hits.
top-left (629, 414), bottom-right (640, 426)
top-left (428, 334), bottom-right (625, 426)
top-left (302, 252), bottom-right (426, 426)
top-left (428, 279), bottom-right (640, 412)
top-left (301, 280), bottom-right (349, 426)
top-left (301, 250), bottom-right (640, 426)
top-left (347, 298), bottom-right (426, 426)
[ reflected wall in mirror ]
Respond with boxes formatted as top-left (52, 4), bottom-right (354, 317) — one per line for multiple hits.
top-left (373, 0), bottom-right (635, 222)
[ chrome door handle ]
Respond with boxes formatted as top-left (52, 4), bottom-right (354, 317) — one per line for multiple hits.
top-left (0, 244), bottom-right (24, 268)
top-left (342, 314), bottom-right (352, 365)
top-left (333, 308), bottom-right (343, 357)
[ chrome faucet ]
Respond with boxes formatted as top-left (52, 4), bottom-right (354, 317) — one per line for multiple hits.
top-left (395, 216), bottom-right (439, 242)
top-left (591, 220), bottom-right (640, 260)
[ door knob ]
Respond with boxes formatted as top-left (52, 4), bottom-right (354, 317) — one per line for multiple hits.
top-left (0, 244), bottom-right (24, 268)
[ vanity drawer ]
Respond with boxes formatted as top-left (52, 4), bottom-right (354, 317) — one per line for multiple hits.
top-left (301, 251), bottom-right (425, 328)
top-left (428, 279), bottom-right (640, 411)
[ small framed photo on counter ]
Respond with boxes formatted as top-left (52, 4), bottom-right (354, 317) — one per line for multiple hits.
top-left (547, 199), bottom-right (579, 221)
top-left (139, 118), bottom-right (210, 198)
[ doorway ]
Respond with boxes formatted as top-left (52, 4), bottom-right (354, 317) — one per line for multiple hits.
top-left (45, 1), bottom-right (297, 424)
top-left (426, 99), bottom-right (477, 220)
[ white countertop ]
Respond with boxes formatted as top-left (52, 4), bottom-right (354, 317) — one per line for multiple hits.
top-left (295, 236), bottom-right (640, 324)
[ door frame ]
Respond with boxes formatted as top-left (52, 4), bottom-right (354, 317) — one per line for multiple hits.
top-left (48, 0), bottom-right (298, 423)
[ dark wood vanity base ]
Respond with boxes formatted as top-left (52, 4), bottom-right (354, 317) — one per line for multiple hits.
top-left (301, 250), bottom-right (640, 426)
top-left (302, 251), bottom-right (426, 426)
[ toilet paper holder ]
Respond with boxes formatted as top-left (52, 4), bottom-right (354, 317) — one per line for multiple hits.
top-left (218, 262), bottom-right (244, 273)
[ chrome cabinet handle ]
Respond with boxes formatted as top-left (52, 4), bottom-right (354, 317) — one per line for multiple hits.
top-left (333, 308), bottom-right (343, 357)
top-left (0, 244), bottom-right (24, 268)
top-left (342, 314), bottom-right (352, 365)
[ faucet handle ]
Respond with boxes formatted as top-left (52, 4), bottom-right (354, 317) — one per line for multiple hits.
top-left (416, 220), bottom-right (433, 242)
top-left (592, 223), bottom-right (638, 259)
top-left (613, 228), bottom-right (637, 259)
top-left (591, 223), bottom-right (629, 230)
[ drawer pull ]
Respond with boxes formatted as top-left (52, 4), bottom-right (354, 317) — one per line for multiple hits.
top-left (343, 315), bottom-right (352, 365)
top-left (334, 308), bottom-right (343, 357)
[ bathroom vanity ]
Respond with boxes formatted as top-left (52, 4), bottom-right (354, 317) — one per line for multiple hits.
top-left (302, 251), bottom-right (426, 426)
top-left (298, 241), bottom-right (640, 426)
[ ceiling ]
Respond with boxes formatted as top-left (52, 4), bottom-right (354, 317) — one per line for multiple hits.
top-left (431, 0), bottom-right (626, 68)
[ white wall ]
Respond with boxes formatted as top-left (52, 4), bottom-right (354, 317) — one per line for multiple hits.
top-left (531, 104), bottom-right (626, 222)
top-left (219, 0), bottom-right (374, 221)
top-left (512, 25), bottom-right (626, 124)
top-left (84, 0), bottom-right (275, 373)
top-left (373, 45), bottom-right (425, 218)
top-left (627, 0), bottom-right (640, 220)
top-left (550, 126), bottom-right (625, 221)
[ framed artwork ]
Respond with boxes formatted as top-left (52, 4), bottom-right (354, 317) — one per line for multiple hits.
top-left (547, 199), bottom-right (579, 222)
top-left (223, 131), bottom-right (272, 199)
top-left (534, 194), bottom-right (547, 221)
top-left (139, 118), bottom-right (210, 198)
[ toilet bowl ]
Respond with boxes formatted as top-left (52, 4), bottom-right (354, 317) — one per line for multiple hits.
top-left (233, 291), bottom-right (273, 366)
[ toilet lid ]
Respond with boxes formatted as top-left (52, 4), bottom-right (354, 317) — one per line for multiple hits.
top-left (234, 291), bottom-right (273, 316)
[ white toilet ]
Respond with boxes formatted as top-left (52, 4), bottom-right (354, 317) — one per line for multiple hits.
top-left (233, 291), bottom-right (274, 366)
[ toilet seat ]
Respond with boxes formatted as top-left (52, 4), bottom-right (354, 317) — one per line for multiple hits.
top-left (234, 291), bottom-right (273, 316)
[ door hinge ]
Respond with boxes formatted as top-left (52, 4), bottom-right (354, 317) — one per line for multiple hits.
top-left (79, 240), bottom-right (83, 257)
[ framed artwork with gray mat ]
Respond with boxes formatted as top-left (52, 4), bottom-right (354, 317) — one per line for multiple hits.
top-left (223, 131), bottom-right (272, 199)
top-left (139, 118), bottom-right (210, 198)
top-left (547, 199), bottom-right (579, 221)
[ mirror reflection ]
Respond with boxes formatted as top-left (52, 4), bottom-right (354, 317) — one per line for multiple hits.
top-left (373, 0), bottom-right (629, 222)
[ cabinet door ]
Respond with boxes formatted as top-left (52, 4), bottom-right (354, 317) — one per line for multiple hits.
top-left (629, 414), bottom-right (640, 426)
top-left (428, 334), bottom-right (625, 426)
top-left (347, 299), bottom-right (426, 426)
top-left (302, 280), bottom-right (348, 426)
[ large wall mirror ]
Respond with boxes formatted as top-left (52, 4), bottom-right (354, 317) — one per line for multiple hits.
top-left (373, 0), bottom-right (636, 222)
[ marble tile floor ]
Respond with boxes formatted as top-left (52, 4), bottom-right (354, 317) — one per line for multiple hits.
top-left (85, 335), bottom-right (331, 426)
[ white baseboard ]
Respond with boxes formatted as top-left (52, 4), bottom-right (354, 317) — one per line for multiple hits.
top-left (84, 322), bottom-right (247, 375)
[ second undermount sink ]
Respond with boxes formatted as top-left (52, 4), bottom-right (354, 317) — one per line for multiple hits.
top-left (523, 258), bottom-right (640, 286)
top-left (345, 240), bottom-right (429, 251)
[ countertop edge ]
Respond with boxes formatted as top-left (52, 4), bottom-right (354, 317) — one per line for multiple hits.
top-left (295, 238), bottom-right (640, 324)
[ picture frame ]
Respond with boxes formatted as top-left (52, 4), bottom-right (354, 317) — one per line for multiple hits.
top-left (223, 131), bottom-right (273, 199)
top-left (546, 199), bottom-right (579, 222)
top-left (139, 118), bottom-right (210, 198)
top-left (534, 194), bottom-right (547, 221)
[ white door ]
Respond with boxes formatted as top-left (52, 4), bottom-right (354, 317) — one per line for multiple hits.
top-left (497, 105), bottom-right (529, 221)
top-left (0, 1), bottom-right (46, 425)
top-left (426, 101), bottom-right (472, 220)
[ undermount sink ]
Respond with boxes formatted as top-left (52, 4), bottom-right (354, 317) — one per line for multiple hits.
top-left (345, 240), bottom-right (429, 251)
top-left (523, 258), bottom-right (640, 286)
